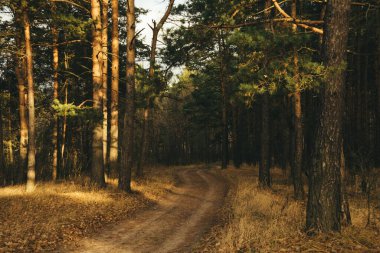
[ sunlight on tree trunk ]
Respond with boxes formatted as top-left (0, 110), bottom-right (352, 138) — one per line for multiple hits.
top-left (23, 0), bottom-right (36, 192)
top-left (91, 0), bottom-right (105, 187)
top-left (52, 3), bottom-right (59, 181)
top-left (14, 32), bottom-right (28, 183)
top-left (109, 0), bottom-right (119, 176)
top-left (102, 0), bottom-right (109, 172)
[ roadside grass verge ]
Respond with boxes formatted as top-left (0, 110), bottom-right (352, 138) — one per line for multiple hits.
top-left (201, 165), bottom-right (380, 252)
top-left (0, 166), bottom-right (175, 253)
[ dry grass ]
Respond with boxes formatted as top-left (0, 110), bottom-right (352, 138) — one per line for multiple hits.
top-left (202, 165), bottom-right (380, 253)
top-left (0, 167), bottom-right (175, 253)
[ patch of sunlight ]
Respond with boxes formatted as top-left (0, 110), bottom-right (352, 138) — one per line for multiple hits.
top-left (0, 186), bottom-right (25, 197)
top-left (58, 191), bottom-right (113, 203)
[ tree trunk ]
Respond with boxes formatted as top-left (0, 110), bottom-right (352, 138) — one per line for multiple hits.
top-left (14, 33), bottom-right (28, 184)
top-left (109, 0), bottom-right (119, 176)
top-left (306, 0), bottom-right (351, 233)
top-left (376, 10), bottom-right (380, 167)
top-left (219, 33), bottom-right (229, 170)
top-left (23, 0), bottom-right (36, 192)
top-left (102, 0), bottom-right (109, 171)
top-left (119, 0), bottom-right (136, 192)
top-left (91, 0), bottom-right (105, 187)
top-left (259, 93), bottom-right (271, 187)
top-left (291, 0), bottom-right (305, 200)
top-left (259, 0), bottom-right (272, 188)
top-left (52, 3), bottom-right (59, 181)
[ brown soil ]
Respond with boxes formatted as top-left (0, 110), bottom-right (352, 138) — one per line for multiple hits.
top-left (67, 168), bottom-right (227, 253)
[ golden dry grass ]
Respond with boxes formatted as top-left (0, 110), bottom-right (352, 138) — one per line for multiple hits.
top-left (201, 165), bottom-right (380, 253)
top-left (0, 167), bottom-right (175, 253)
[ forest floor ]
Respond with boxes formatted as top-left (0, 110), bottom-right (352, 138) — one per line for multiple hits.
top-left (196, 165), bottom-right (380, 253)
top-left (0, 166), bottom-right (176, 252)
top-left (1, 165), bottom-right (379, 253)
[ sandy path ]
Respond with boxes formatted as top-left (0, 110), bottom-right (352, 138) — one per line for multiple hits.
top-left (67, 168), bottom-right (227, 253)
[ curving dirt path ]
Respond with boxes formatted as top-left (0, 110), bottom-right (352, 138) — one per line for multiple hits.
top-left (68, 168), bottom-right (227, 253)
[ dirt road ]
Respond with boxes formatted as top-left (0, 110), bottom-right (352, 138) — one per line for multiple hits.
top-left (68, 168), bottom-right (227, 253)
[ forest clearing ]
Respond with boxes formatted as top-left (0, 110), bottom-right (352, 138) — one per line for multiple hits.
top-left (1, 0), bottom-right (380, 252)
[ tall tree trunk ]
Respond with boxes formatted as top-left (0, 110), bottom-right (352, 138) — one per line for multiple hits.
top-left (119, 0), bottom-right (136, 192)
top-left (91, 0), bottom-right (105, 187)
top-left (22, 0), bottom-right (36, 192)
top-left (52, 3), bottom-right (59, 181)
top-left (259, 0), bottom-right (272, 188)
top-left (109, 0), bottom-right (119, 175)
top-left (376, 10), bottom-right (380, 167)
top-left (306, 0), bottom-right (351, 233)
top-left (14, 33), bottom-right (28, 183)
top-left (219, 33), bottom-right (229, 170)
top-left (102, 0), bottom-right (109, 171)
top-left (291, 0), bottom-right (305, 200)
top-left (259, 93), bottom-right (271, 187)
top-left (137, 0), bottom-right (175, 177)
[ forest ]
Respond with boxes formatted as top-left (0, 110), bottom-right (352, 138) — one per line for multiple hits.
top-left (0, 0), bottom-right (379, 252)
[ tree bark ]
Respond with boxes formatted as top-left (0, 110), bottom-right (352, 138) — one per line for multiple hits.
top-left (14, 32), bottom-right (28, 183)
top-left (306, 0), bottom-right (351, 233)
top-left (109, 0), bottom-right (119, 175)
top-left (102, 0), bottom-right (109, 171)
top-left (219, 33), bottom-right (229, 170)
top-left (291, 0), bottom-right (305, 200)
top-left (376, 9), bottom-right (380, 167)
top-left (91, 0), bottom-right (105, 187)
top-left (259, 0), bottom-right (272, 188)
top-left (340, 145), bottom-right (352, 226)
top-left (119, 0), bottom-right (136, 192)
top-left (22, 0), bottom-right (36, 192)
top-left (137, 0), bottom-right (175, 177)
top-left (52, 3), bottom-right (59, 181)
top-left (259, 93), bottom-right (271, 187)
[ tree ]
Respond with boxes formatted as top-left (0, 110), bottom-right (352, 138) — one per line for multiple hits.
top-left (52, 2), bottom-right (59, 181)
top-left (109, 0), bottom-right (119, 175)
top-left (22, 0), bottom-right (36, 192)
top-left (291, 0), bottom-right (305, 200)
top-left (14, 27), bottom-right (28, 183)
top-left (119, 0), bottom-right (136, 192)
top-left (259, 0), bottom-right (272, 188)
top-left (306, 0), bottom-right (351, 233)
top-left (137, 0), bottom-right (175, 177)
top-left (91, 0), bottom-right (105, 187)
top-left (102, 0), bottom-right (109, 170)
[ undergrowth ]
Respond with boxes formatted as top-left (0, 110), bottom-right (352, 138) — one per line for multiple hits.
top-left (202, 166), bottom-right (380, 253)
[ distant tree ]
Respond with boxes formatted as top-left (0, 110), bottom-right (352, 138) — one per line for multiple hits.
top-left (137, 0), bottom-right (175, 178)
